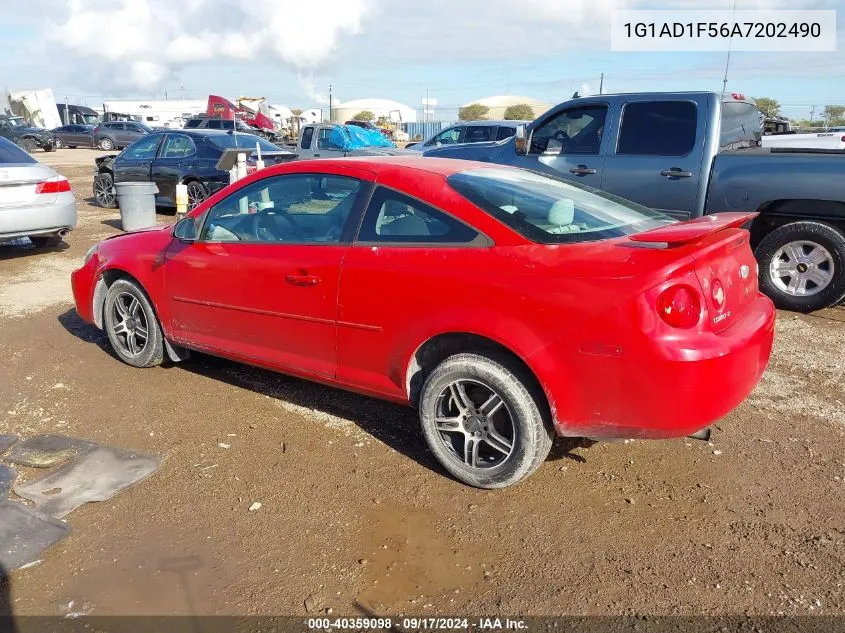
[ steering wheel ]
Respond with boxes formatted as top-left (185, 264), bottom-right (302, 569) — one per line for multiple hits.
top-left (252, 209), bottom-right (303, 242)
top-left (551, 129), bottom-right (576, 151)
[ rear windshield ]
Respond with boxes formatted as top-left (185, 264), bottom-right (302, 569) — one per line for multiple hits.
top-left (207, 133), bottom-right (282, 153)
top-left (447, 168), bottom-right (671, 244)
top-left (0, 138), bottom-right (37, 164)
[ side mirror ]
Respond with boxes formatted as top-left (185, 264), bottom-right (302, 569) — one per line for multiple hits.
top-left (173, 216), bottom-right (197, 242)
top-left (514, 125), bottom-right (528, 155)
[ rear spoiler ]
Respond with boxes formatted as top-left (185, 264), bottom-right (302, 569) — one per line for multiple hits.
top-left (629, 212), bottom-right (758, 246)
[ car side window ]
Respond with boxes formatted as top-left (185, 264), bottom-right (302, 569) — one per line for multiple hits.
top-left (318, 128), bottom-right (343, 150)
top-left (199, 174), bottom-right (363, 244)
top-left (464, 126), bottom-right (495, 142)
top-left (529, 105), bottom-right (607, 155)
top-left (496, 126), bottom-right (516, 141)
top-left (300, 127), bottom-right (314, 149)
top-left (357, 187), bottom-right (479, 244)
top-left (207, 119), bottom-right (222, 129)
top-left (617, 101), bottom-right (697, 156)
top-left (123, 135), bottom-right (160, 159)
top-left (161, 134), bottom-right (196, 158)
top-left (427, 126), bottom-right (462, 146)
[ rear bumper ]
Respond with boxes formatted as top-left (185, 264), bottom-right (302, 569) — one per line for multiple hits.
top-left (548, 293), bottom-right (776, 439)
top-left (0, 194), bottom-right (77, 240)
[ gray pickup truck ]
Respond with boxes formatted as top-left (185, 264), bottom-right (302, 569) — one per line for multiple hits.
top-left (426, 92), bottom-right (845, 312)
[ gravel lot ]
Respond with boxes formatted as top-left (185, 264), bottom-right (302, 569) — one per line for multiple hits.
top-left (1, 148), bottom-right (844, 617)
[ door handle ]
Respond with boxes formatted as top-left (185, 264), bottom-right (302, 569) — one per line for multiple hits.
top-left (285, 274), bottom-right (321, 287)
top-left (313, 154), bottom-right (321, 158)
top-left (660, 168), bottom-right (692, 178)
top-left (569, 165), bottom-right (597, 176)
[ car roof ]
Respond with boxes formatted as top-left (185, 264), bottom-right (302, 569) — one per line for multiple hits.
top-left (288, 155), bottom-right (517, 177)
top-left (456, 120), bottom-right (527, 126)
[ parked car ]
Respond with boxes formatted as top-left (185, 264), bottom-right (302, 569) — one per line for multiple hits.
top-left (93, 129), bottom-right (294, 210)
top-left (71, 157), bottom-right (774, 488)
top-left (426, 92), bottom-right (845, 312)
top-left (296, 123), bottom-right (413, 159)
top-left (0, 137), bottom-right (76, 247)
top-left (93, 121), bottom-right (153, 151)
top-left (0, 115), bottom-right (55, 152)
top-left (52, 124), bottom-right (94, 149)
top-left (406, 121), bottom-right (527, 150)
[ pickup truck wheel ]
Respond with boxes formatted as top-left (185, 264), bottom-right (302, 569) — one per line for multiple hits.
top-left (756, 221), bottom-right (845, 312)
top-left (419, 352), bottom-right (553, 489)
top-left (94, 173), bottom-right (117, 208)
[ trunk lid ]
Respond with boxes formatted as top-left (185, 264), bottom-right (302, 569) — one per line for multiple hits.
top-left (0, 163), bottom-right (61, 207)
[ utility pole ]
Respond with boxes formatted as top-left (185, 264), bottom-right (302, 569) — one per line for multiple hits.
top-left (599, 73), bottom-right (604, 95)
top-left (810, 105), bottom-right (817, 122)
top-left (426, 88), bottom-right (429, 123)
top-left (328, 84), bottom-right (333, 123)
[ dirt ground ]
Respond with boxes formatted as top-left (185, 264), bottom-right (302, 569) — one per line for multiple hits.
top-left (1, 148), bottom-right (844, 618)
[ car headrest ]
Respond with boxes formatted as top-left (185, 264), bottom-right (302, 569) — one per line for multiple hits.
top-left (548, 199), bottom-right (575, 226)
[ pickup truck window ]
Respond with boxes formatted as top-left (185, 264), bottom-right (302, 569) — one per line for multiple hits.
top-left (300, 127), bottom-right (314, 149)
top-left (448, 167), bottom-right (669, 244)
top-left (464, 126), bottom-right (495, 142)
top-left (720, 101), bottom-right (762, 150)
top-left (318, 128), bottom-right (344, 150)
top-left (617, 101), bottom-right (697, 156)
top-left (529, 105), bottom-right (607, 155)
top-left (496, 126), bottom-right (516, 141)
top-left (427, 126), bottom-right (463, 146)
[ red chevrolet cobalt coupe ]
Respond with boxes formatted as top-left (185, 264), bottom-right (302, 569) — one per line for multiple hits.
top-left (72, 157), bottom-right (775, 488)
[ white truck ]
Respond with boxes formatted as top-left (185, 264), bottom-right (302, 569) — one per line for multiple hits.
top-left (762, 129), bottom-right (845, 150)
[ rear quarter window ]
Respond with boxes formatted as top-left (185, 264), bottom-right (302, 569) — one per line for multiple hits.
top-left (617, 101), bottom-right (697, 156)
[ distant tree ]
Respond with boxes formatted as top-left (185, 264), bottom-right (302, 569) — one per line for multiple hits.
top-left (290, 108), bottom-right (303, 116)
top-left (823, 104), bottom-right (845, 126)
top-left (352, 110), bottom-right (376, 121)
top-left (754, 97), bottom-right (780, 117)
top-left (503, 104), bottom-right (535, 120)
top-left (458, 103), bottom-right (490, 121)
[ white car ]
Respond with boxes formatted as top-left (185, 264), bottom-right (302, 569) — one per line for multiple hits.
top-left (762, 130), bottom-right (845, 150)
top-left (0, 137), bottom-right (76, 247)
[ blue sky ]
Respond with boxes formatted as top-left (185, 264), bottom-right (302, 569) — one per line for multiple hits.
top-left (2, 0), bottom-right (843, 121)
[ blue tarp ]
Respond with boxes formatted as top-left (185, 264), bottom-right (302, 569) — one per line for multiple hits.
top-left (328, 125), bottom-right (396, 151)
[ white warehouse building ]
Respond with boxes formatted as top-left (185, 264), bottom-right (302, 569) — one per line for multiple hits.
top-left (460, 95), bottom-right (552, 120)
top-left (331, 98), bottom-right (416, 124)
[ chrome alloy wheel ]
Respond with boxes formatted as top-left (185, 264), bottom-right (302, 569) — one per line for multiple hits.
top-left (110, 292), bottom-right (150, 357)
top-left (769, 240), bottom-right (835, 297)
top-left (434, 379), bottom-right (516, 469)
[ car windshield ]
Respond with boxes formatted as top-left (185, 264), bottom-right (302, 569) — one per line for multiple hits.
top-left (447, 167), bottom-right (672, 244)
top-left (9, 118), bottom-right (26, 128)
top-left (81, 114), bottom-right (100, 125)
top-left (207, 133), bottom-right (282, 153)
top-left (0, 137), bottom-right (37, 164)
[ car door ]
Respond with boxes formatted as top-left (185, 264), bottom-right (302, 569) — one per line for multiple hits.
top-left (151, 134), bottom-right (196, 204)
top-left (163, 168), bottom-right (374, 377)
top-left (335, 186), bottom-right (485, 397)
top-left (599, 99), bottom-right (706, 220)
top-left (511, 103), bottom-right (608, 189)
top-left (314, 127), bottom-right (347, 158)
top-left (113, 134), bottom-right (161, 183)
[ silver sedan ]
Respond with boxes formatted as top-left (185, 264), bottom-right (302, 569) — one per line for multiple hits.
top-left (0, 137), bottom-right (76, 247)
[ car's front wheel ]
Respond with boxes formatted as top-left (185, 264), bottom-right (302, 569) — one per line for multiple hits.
top-left (419, 353), bottom-right (553, 488)
top-left (99, 137), bottom-right (115, 151)
top-left (103, 279), bottom-right (164, 368)
top-left (756, 220), bottom-right (845, 312)
top-left (94, 172), bottom-right (117, 208)
top-left (53, 138), bottom-right (63, 149)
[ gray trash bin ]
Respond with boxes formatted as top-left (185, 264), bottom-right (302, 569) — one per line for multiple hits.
top-left (115, 182), bottom-right (159, 232)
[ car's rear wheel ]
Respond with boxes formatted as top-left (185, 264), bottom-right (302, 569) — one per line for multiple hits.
top-left (419, 353), bottom-right (553, 488)
top-left (29, 234), bottom-right (63, 248)
top-left (103, 279), bottom-right (164, 368)
top-left (94, 173), bottom-right (117, 208)
top-left (756, 220), bottom-right (845, 312)
top-left (99, 137), bottom-right (115, 151)
top-left (186, 181), bottom-right (208, 210)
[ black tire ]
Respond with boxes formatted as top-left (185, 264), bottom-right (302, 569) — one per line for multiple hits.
top-left (20, 138), bottom-right (36, 153)
top-left (53, 138), bottom-right (63, 149)
top-left (103, 279), bottom-right (164, 368)
top-left (755, 220), bottom-right (845, 312)
top-left (29, 234), bottom-right (63, 248)
top-left (99, 137), bottom-right (115, 151)
top-left (186, 180), bottom-right (208, 210)
top-left (42, 143), bottom-right (55, 152)
top-left (94, 172), bottom-right (117, 208)
top-left (419, 352), bottom-right (553, 489)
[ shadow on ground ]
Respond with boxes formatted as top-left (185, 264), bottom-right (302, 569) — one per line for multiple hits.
top-left (0, 239), bottom-right (69, 261)
top-left (57, 309), bottom-right (594, 480)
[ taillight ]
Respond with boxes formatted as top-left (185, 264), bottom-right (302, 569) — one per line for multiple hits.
top-left (841, 135), bottom-right (845, 143)
top-left (656, 285), bottom-right (701, 328)
top-left (711, 279), bottom-right (726, 310)
top-left (35, 176), bottom-right (71, 194)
